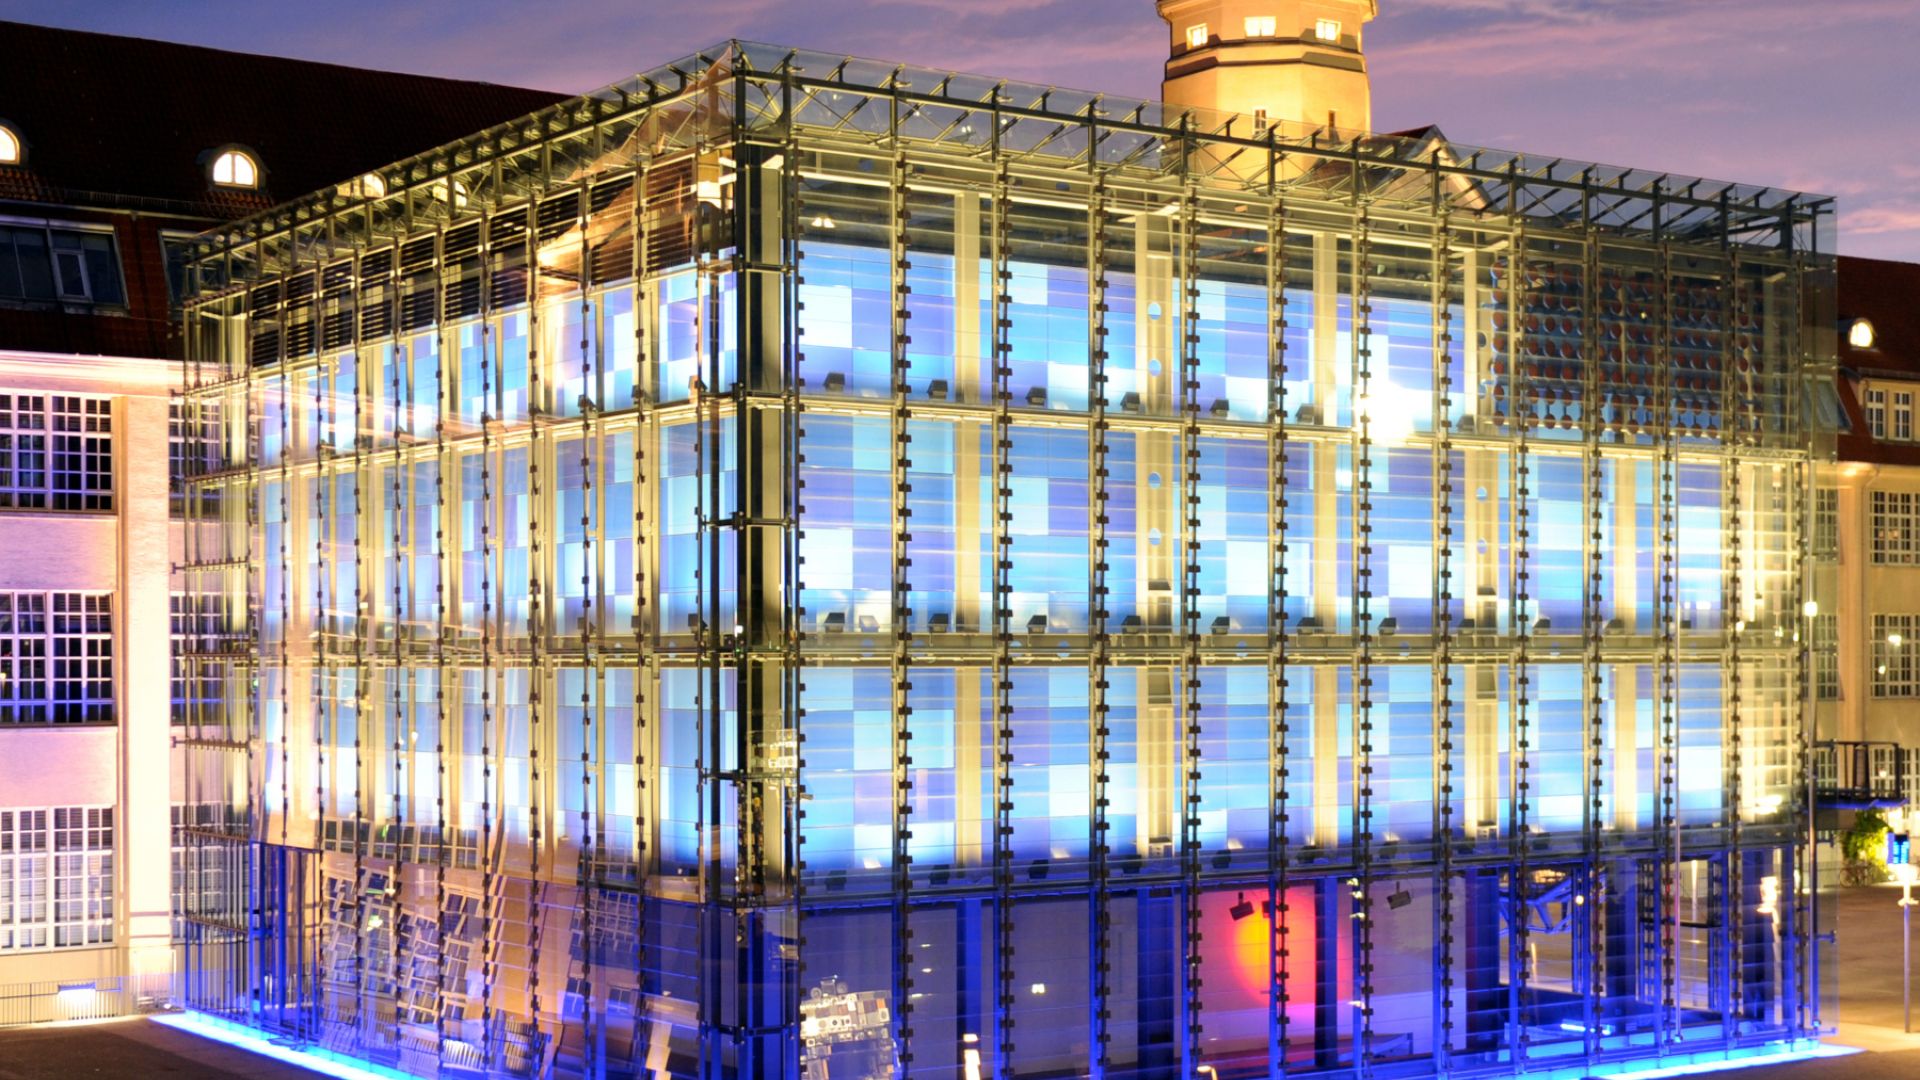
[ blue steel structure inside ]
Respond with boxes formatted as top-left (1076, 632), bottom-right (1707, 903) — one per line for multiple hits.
top-left (174, 42), bottom-right (1839, 1080)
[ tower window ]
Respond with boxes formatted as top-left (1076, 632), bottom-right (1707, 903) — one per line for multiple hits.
top-left (1245, 16), bottom-right (1277, 37)
top-left (209, 148), bottom-right (259, 189)
top-left (0, 123), bottom-right (21, 166)
top-left (1316, 18), bottom-right (1343, 42)
top-left (1186, 23), bottom-right (1210, 48)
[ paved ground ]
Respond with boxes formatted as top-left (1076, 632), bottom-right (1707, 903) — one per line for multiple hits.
top-left (1, 885), bottom-right (1917, 1078)
top-left (0, 1016), bottom-right (329, 1079)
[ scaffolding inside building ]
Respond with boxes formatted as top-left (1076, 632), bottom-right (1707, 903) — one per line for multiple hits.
top-left (175, 41), bottom-right (1839, 1080)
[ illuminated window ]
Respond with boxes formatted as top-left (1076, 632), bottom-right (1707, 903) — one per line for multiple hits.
top-left (0, 592), bottom-right (112, 724)
top-left (1898, 390), bottom-right (1915, 442)
top-left (1813, 613), bottom-right (1839, 700)
top-left (1187, 23), bottom-right (1210, 48)
top-left (1868, 387), bottom-right (1888, 439)
top-left (1851, 318), bottom-right (1877, 350)
top-left (1873, 490), bottom-right (1920, 566)
top-left (0, 805), bottom-right (111, 953)
top-left (1814, 488), bottom-right (1839, 555)
top-left (209, 148), bottom-right (259, 189)
top-left (1244, 15), bottom-right (1277, 36)
top-left (1316, 17), bottom-right (1343, 41)
top-left (0, 395), bottom-right (112, 511)
top-left (0, 123), bottom-right (21, 166)
top-left (1874, 613), bottom-right (1920, 697)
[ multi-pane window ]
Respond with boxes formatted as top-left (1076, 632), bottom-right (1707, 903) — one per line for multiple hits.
top-left (1868, 387), bottom-right (1887, 439)
top-left (1, 806), bottom-right (110, 952)
top-left (0, 223), bottom-right (126, 307)
top-left (1873, 613), bottom-right (1920, 698)
top-left (1873, 490), bottom-right (1920, 565)
top-left (1244, 15), bottom-right (1277, 36)
top-left (0, 592), bottom-right (112, 723)
top-left (171, 592), bottom-right (228, 725)
top-left (1814, 488), bottom-right (1839, 556)
top-left (0, 394), bottom-right (112, 510)
top-left (1897, 390), bottom-right (1915, 442)
top-left (1813, 613), bottom-right (1839, 701)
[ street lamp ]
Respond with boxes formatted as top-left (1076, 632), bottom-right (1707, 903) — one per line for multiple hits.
top-left (1897, 861), bottom-right (1919, 1033)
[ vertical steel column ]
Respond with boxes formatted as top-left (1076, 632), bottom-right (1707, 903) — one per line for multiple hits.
top-left (575, 180), bottom-right (604, 1080)
top-left (629, 155), bottom-right (657, 1076)
top-left (693, 169), bottom-right (720, 1079)
top-left (1431, 213), bottom-right (1458, 1080)
top-left (772, 112), bottom-right (804, 1077)
top-left (312, 265), bottom-right (335, 1046)
top-left (526, 195), bottom-right (551, 1067)
top-left (990, 157), bottom-right (1016, 1080)
top-left (352, 252), bottom-right (378, 1054)
top-left (1581, 229), bottom-right (1607, 1065)
top-left (1721, 253), bottom-right (1746, 1043)
top-left (1508, 228), bottom-right (1535, 1075)
top-left (1351, 207), bottom-right (1379, 1077)
top-left (1086, 171), bottom-right (1114, 1080)
top-left (1177, 186), bottom-right (1205, 1079)
top-left (432, 221), bottom-right (453, 1078)
top-left (1656, 238), bottom-right (1683, 1055)
top-left (1267, 190), bottom-right (1295, 1080)
top-left (387, 258), bottom-right (408, 1051)
top-left (888, 140), bottom-right (917, 1076)
top-left (477, 208), bottom-right (501, 1076)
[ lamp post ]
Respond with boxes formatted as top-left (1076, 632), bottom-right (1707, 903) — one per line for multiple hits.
top-left (1896, 861), bottom-right (1919, 1033)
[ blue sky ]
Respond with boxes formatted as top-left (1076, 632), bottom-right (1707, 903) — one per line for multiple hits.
top-left (10, 0), bottom-right (1915, 258)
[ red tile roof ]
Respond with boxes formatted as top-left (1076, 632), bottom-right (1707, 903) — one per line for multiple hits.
top-left (0, 19), bottom-right (567, 220)
top-left (1836, 255), bottom-right (1920, 464)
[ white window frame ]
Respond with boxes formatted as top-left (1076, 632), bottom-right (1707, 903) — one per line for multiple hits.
top-left (1874, 613), bottom-right (1920, 697)
top-left (1814, 487), bottom-right (1839, 555)
top-left (1245, 15), bottom-right (1278, 37)
top-left (1186, 23), bottom-right (1210, 48)
top-left (1868, 386), bottom-right (1888, 439)
top-left (1873, 491), bottom-right (1920, 566)
top-left (0, 805), bottom-right (112, 953)
top-left (210, 148), bottom-right (259, 190)
top-left (1316, 17), bottom-right (1343, 41)
top-left (0, 217), bottom-right (128, 309)
top-left (1897, 390), bottom-right (1916, 442)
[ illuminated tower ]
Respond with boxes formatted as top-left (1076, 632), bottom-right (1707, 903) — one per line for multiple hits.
top-left (1157, 0), bottom-right (1378, 132)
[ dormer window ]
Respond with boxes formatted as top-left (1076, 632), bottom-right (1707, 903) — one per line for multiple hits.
top-left (209, 147), bottom-right (260, 189)
top-left (1245, 15), bottom-right (1277, 37)
top-left (1186, 23), bottom-right (1210, 48)
top-left (1315, 18), bottom-right (1343, 42)
top-left (0, 122), bottom-right (21, 166)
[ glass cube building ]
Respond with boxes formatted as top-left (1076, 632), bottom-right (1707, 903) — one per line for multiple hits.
top-left (175, 42), bottom-right (1840, 1080)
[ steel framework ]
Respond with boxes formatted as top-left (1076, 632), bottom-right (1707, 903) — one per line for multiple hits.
top-left (175, 41), bottom-right (1838, 1080)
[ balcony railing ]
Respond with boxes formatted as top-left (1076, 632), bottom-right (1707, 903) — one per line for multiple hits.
top-left (1814, 740), bottom-right (1910, 809)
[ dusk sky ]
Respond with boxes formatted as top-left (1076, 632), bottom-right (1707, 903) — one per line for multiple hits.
top-left (8, 0), bottom-right (1915, 259)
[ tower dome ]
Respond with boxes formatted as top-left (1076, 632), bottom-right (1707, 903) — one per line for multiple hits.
top-left (1156, 0), bottom-right (1378, 133)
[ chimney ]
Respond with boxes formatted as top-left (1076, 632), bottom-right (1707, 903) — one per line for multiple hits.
top-left (1156, 1), bottom-right (1378, 134)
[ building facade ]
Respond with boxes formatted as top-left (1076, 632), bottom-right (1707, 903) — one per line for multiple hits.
top-left (1818, 256), bottom-right (1920, 809)
top-left (0, 20), bottom-right (561, 1002)
top-left (177, 40), bottom-right (1837, 1080)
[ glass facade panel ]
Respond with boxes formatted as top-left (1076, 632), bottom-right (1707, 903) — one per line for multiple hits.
top-left (176, 43), bottom-right (1836, 1080)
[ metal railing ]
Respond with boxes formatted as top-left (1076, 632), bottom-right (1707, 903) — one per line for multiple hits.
top-left (0, 972), bottom-right (178, 1029)
top-left (1814, 740), bottom-right (1909, 808)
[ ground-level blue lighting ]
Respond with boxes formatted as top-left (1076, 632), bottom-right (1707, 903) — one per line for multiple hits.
top-left (1531, 1041), bottom-right (1857, 1080)
top-left (153, 1012), bottom-right (417, 1080)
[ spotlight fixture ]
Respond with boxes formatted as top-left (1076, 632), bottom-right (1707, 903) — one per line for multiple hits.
top-left (1230, 893), bottom-right (1256, 921)
top-left (1386, 887), bottom-right (1413, 911)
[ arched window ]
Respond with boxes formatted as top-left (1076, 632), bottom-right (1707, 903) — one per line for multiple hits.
top-left (210, 148), bottom-right (259, 189)
top-left (0, 123), bottom-right (22, 166)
